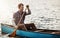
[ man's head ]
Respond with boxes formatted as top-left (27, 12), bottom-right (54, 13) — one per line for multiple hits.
top-left (18, 3), bottom-right (24, 12)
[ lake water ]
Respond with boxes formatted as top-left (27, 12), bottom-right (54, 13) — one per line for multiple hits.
top-left (0, 0), bottom-right (60, 37)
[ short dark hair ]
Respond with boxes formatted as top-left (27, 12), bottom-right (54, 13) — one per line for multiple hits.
top-left (18, 3), bottom-right (24, 8)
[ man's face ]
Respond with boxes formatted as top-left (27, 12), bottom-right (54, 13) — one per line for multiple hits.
top-left (19, 5), bottom-right (24, 12)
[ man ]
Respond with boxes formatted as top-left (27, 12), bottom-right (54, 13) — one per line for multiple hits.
top-left (13, 3), bottom-right (31, 25)
top-left (10, 3), bottom-right (31, 38)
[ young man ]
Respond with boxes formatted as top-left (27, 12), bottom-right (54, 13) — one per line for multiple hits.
top-left (13, 3), bottom-right (31, 25)
top-left (11, 3), bottom-right (31, 38)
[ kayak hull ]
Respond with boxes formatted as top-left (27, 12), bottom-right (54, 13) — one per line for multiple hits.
top-left (1, 24), bottom-right (60, 38)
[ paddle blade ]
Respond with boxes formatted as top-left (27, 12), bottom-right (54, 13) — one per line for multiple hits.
top-left (8, 30), bottom-right (16, 37)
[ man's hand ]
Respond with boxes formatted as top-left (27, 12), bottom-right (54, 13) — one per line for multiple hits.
top-left (14, 25), bottom-right (18, 29)
top-left (25, 5), bottom-right (31, 15)
top-left (18, 24), bottom-right (24, 27)
top-left (26, 5), bottom-right (29, 9)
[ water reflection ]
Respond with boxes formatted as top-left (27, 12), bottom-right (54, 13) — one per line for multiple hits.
top-left (28, 16), bottom-right (60, 30)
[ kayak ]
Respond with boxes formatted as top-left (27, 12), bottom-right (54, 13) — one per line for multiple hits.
top-left (1, 23), bottom-right (60, 38)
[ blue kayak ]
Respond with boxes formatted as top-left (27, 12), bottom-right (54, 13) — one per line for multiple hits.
top-left (1, 24), bottom-right (60, 38)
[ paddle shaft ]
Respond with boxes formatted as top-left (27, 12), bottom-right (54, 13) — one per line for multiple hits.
top-left (9, 12), bottom-right (27, 37)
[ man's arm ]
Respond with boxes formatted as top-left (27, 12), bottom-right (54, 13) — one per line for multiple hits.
top-left (25, 9), bottom-right (31, 15)
top-left (13, 13), bottom-right (18, 25)
top-left (25, 5), bottom-right (31, 15)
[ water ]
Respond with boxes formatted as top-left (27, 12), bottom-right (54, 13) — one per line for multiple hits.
top-left (0, 0), bottom-right (60, 37)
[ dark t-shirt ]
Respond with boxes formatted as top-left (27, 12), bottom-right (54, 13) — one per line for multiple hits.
top-left (13, 10), bottom-right (31, 25)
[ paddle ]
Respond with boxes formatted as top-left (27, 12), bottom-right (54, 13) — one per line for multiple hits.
top-left (9, 12), bottom-right (27, 37)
